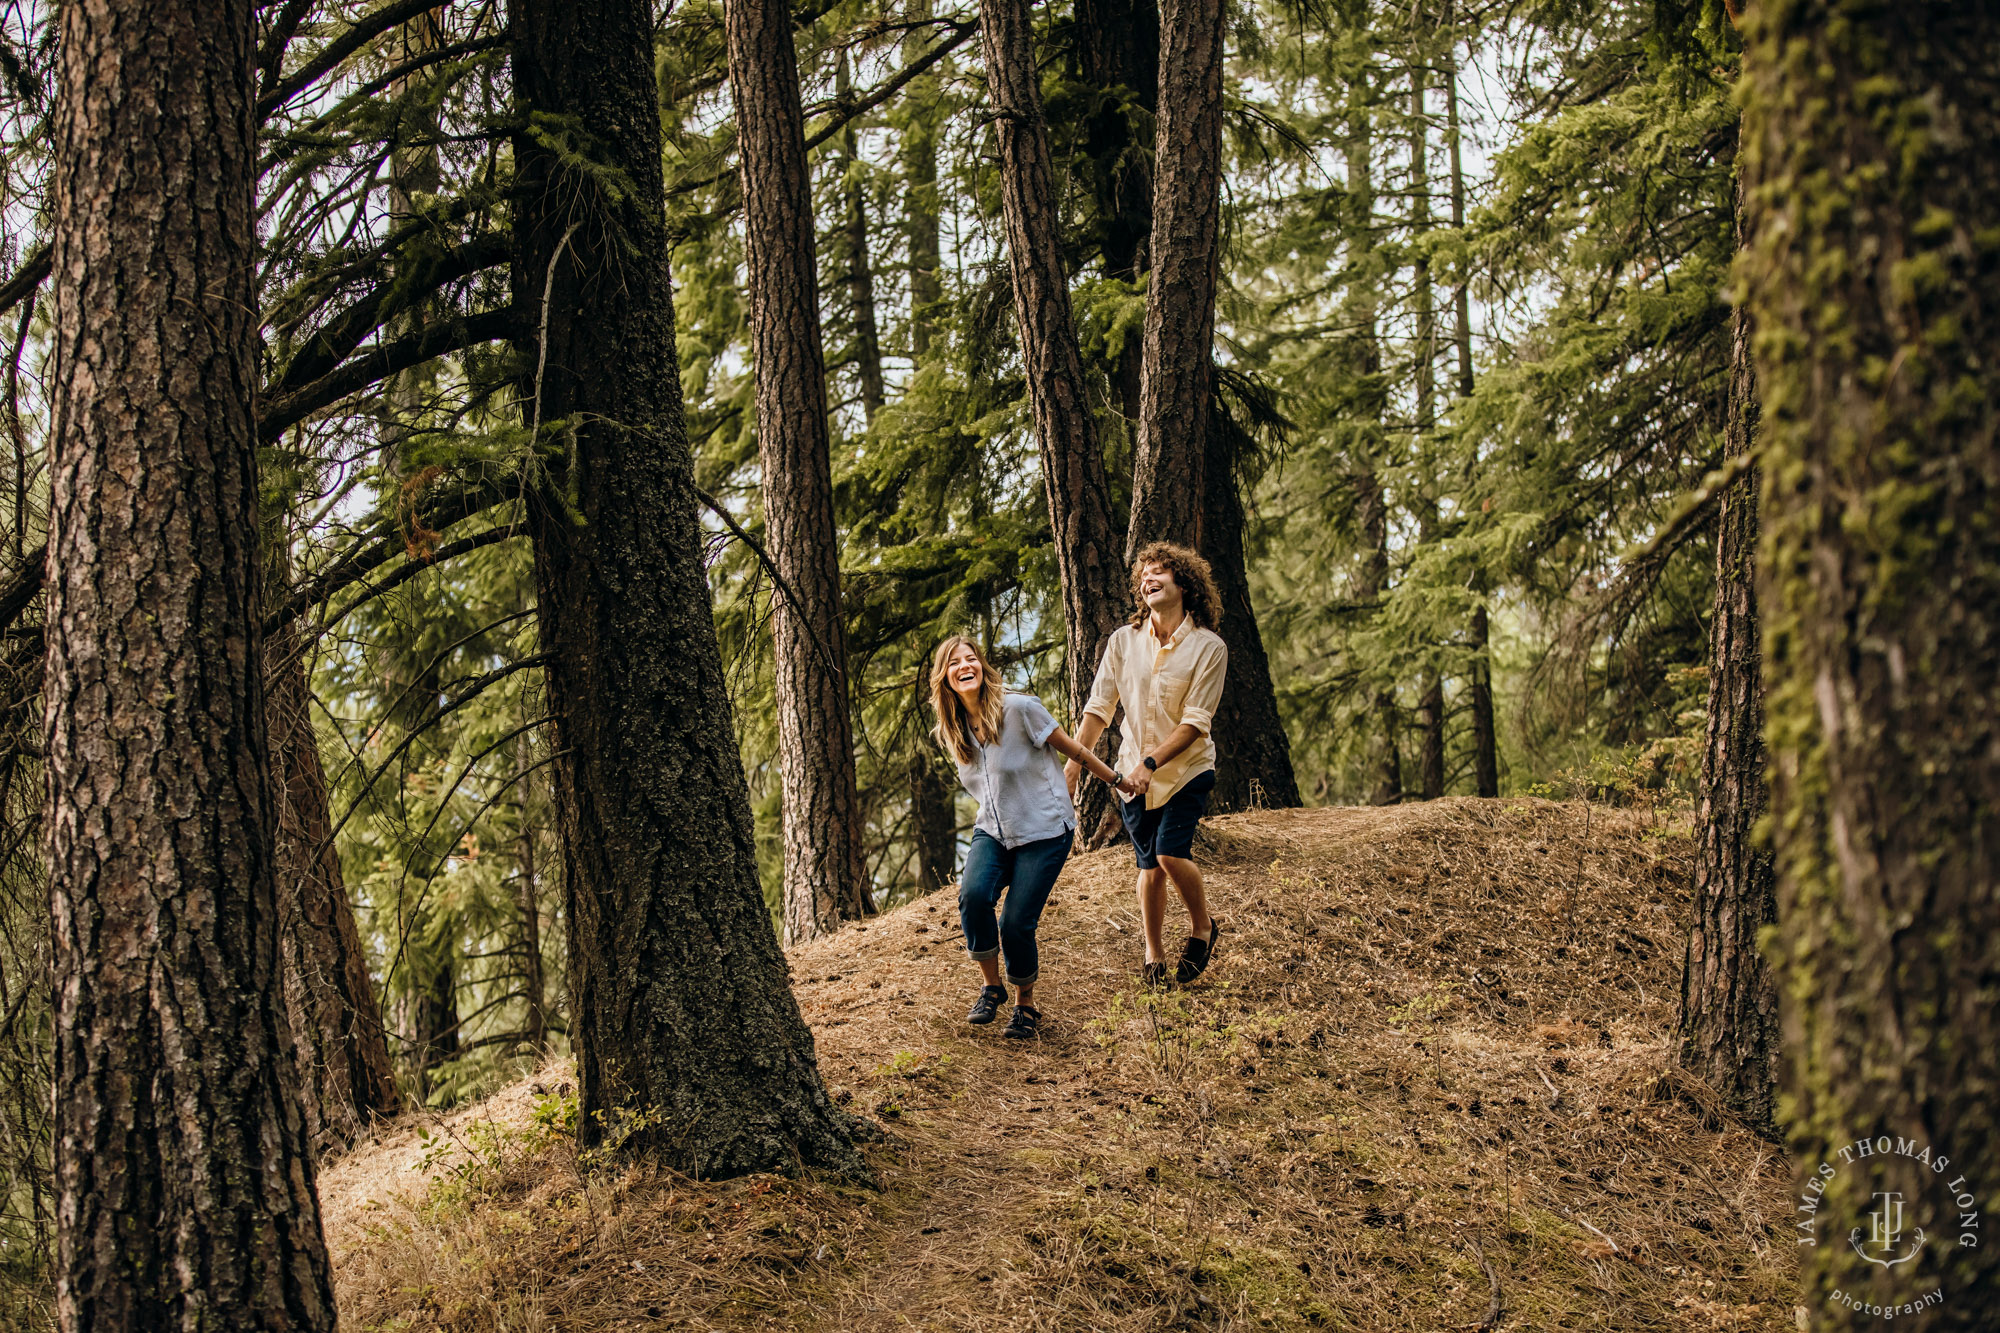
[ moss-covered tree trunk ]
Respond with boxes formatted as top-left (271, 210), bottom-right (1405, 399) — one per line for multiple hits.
top-left (728, 0), bottom-right (873, 945)
top-left (1075, 0), bottom-right (1158, 427)
top-left (512, 0), bottom-right (864, 1178)
top-left (1677, 158), bottom-right (1778, 1132)
top-left (45, 0), bottom-right (337, 1322)
top-left (1742, 2), bottom-right (1999, 1321)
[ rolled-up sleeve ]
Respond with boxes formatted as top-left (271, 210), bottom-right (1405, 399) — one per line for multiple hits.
top-left (1081, 631), bottom-right (1123, 725)
top-left (1177, 638), bottom-right (1228, 735)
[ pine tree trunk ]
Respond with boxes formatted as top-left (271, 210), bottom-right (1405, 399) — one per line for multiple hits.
top-left (908, 746), bottom-right (957, 896)
top-left (1076, 0), bottom-right (1158, 426)
top-left (1357, 470), bottom-right (1402, 806)
top-left (268, 549), bottom-right (401, 1154)
top-left (1410, 58), bottom-right (1446, 800)
top-left (1202, 409), bottom-right (1301, 810)
top-left (901, 1), bottom-right (945, 361)
top-left (727, 0), bottom-right (872, 943)
top-left (836, 53), bottom-right (886, 424)
top-left (1416, 673), bottom-right (1445, 800)
top-left (1742, 2), bottom-right (2000, 1320)
top-left (514, 734), bottom-right (547, 1050)
top-left (1126, 0), bottom-right (1224, 556)
top-left (45, 0), bottom-right (336, 1323)
top-left (978, 0), bottom-right (1126, 836)
top-left (1676, 155), bottom-right (1777, 1131)
top-left (1444, 27), bottom-right (1497, 795)
top-left (1468, 603), bottom-right (1498, 796)
top-left (512, 0), bottom-right (864, 1178)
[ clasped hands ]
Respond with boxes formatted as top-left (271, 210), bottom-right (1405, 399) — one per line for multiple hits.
top-left (1065, 758), bottom-right (1151, 802)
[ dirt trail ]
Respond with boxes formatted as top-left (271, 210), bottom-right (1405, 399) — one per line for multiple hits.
top-left (322, 799), bottom-right (1798, 1332)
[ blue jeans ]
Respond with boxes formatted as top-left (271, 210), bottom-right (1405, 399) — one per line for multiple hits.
top-left (958, 827), bottom-right (1073, 986)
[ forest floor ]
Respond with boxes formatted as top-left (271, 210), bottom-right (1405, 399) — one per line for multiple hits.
top-left (320, 798), bottom-right (1800, 1332)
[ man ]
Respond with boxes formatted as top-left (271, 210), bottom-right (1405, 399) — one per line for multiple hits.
top-left (1066, 541), bottom-right (1229, 986)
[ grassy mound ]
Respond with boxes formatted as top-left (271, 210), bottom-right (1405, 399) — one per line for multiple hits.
top-left (321, 798), bottom-right (1798, 1331)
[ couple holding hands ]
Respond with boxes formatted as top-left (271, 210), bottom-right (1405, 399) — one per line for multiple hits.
top-left (928, 541), bottom-right (1228, 1040)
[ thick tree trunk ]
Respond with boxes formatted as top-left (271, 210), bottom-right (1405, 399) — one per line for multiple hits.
top-left (1742, 2), bottom-right (2000, 1321)
top-left (512, 0), bottom-right (863, 1178)
top-left (1676, 157), bottom-right (1777, 1131)
top-left (979, 0), bottom-right (1127, 839)
top-left (1126, 0), bottom-right (1224, 557)
top-left (836, 53), bottom-right (886, 424)
top-left (411, 947), bottom-right (459, 1095)
top-left (1202, 406), bottom-right (1301, 811)
top-left (268, 551), bottom-right (401, 1154)
top-left (727, 0), bottom-right (872, 944)
top-left (44, 0), bottom-right (337, 1324)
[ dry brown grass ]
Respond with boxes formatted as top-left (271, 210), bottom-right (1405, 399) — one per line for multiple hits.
top-left (321, 798), bottom-right (1799, 1331)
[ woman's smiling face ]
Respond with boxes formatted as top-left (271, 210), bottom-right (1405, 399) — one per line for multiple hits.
top-left (947, 642), bottom-right (984, 698)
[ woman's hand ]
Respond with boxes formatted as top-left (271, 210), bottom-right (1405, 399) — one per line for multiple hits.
top-left (1124, 766), bottom-right (1153, 801)
top-left (1064, 757), bottom-right (1083, 800)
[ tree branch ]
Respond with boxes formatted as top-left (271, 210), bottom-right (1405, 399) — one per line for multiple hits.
top-left (257, 305), bottom-right (516, 441)
top-left (259, 0), bottom-right (460, 126)
top-left (0, 246), bottom-right (50, 321)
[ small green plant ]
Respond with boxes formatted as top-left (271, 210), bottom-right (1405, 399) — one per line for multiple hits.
top-left (530, 1086), bottom-right (579, 1142)
top-left (874, 1049), bottom-right (951, 1080)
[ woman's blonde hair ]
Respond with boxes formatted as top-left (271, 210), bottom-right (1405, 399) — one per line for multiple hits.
top-left (929, 635), bottom-right (1006, 766)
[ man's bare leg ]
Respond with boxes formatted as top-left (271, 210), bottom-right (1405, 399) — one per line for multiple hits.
top-left (1137, 867), bottom-right (1171, 964)
top-left (1157, 855), bottom-right (1213, 940)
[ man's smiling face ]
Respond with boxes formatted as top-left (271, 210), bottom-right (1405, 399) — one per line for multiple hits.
top-left (1140, 562), bottom-right (1183, 613)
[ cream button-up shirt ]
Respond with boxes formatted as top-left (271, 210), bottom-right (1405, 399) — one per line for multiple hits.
top-left (1081, 616), bottom-right (1229, 810)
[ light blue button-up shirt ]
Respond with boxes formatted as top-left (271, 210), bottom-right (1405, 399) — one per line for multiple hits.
top-left (955, 693), bottom-right (1076, 850)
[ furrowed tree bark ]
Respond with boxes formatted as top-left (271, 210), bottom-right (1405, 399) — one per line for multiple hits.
top-left (1358, 471), bottom-right (1401, 806)
top-left (268, 545), bottom-right (402, 1154)
top-left (727, 0), bottom-right (873, 943)
top-left (513, 732), bottom-right (547, 1049)
top-left (979, 0), bottom-right (1126, 840)
top-left (1126, 0), bottom-right (1224, 558)
top-left (512, 0), bottom-right (863, 1177)
top-left (45, 0), bottom-right (337, 1324)
top-left (1202, 404), bottom-right (1301, 811)
top-left (1676, 159), bottom-right (1777, 1133)
top-left (1742, 1), bottom-right (2000, 1322)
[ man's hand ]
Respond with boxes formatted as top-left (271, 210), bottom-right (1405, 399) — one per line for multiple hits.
top-left (1124, 766), bottom-right (1153, 801)
top-left (1064, 758), bottom-right (1083, 800)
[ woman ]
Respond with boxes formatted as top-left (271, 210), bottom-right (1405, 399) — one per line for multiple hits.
top-left (932, 636), bottom-right (1130, 1039)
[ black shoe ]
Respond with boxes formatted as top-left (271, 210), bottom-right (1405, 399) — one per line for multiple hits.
top-left (1140, 961), bottom-right (1168, 988)
top-left (968, 984), bottom-right (1008, 1025)
top-left (1002, 1005), bottom-right (1042, 1040)
top-left (1176, 920), bottom-right (1222, 986)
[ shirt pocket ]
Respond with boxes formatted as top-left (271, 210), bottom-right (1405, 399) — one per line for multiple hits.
top-left (1153, 658), bottom-right (1197, 720)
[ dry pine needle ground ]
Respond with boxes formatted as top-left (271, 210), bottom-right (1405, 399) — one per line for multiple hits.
top-left (320, 798), bottom-right (1798, 1331)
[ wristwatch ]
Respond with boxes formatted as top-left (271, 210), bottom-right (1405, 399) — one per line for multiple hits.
top-left (1143, 756), bottom-right (1159, 771)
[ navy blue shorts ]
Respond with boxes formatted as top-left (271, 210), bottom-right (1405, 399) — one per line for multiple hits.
top-left (1119, 768), bottom-right (1216, 869)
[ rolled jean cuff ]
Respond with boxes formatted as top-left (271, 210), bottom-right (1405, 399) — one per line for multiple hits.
top-left (1004, 967), bottom-right (1039, 986)
top-left (966, 943), bottom-right (1001, 961)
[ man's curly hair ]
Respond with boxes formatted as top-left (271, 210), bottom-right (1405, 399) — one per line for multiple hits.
top-left (1128, 541), bottom-right (1223, 631)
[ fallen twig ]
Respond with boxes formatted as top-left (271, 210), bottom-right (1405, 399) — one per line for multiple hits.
top-left (1468, 1232), bottom-right (1503, 1330)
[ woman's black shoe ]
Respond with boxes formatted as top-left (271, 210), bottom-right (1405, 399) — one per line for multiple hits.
top-left (1002, 1005), bottom-right (1042, 1040)
top-left (967, 985), bottom-right (1008, 1025)
top-left (1140, 960), bottom-right (1169, 988)
top-left (1176, 920), bottom-right (1222, 986)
